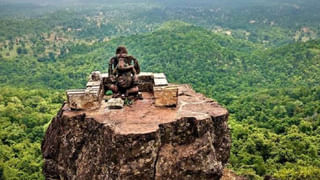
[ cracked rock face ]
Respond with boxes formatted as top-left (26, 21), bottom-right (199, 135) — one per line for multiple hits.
top-left (42, 84), bottom-right (231, 180)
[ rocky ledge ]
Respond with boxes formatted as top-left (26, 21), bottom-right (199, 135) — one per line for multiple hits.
top-left (41, 84), bottom-right (231, 180)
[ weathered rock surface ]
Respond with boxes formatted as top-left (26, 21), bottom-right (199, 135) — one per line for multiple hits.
top-left (42, 84), bottom-right (231, 180)
top-left (154, 85), bottom-right (178, 107)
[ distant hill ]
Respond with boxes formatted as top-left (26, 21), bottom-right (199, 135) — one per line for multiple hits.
top-left (2, 21), bottom-right (256, 92)
top-left (1, 21), bottom-right (319, 100)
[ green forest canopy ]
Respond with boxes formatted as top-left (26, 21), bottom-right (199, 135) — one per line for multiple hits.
top-left (0, 1), bottom-right (320, 179)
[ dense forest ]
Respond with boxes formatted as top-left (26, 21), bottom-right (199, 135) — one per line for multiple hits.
top-left (0, 0), bottom-right (320, 179)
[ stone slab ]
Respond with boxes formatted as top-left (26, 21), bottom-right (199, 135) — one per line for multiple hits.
top-left (139, 72), bottom-right (154, 75)
top-left (66, 89), bottom-right (86, 95)
top-left (154, 78), bottom-right (168, 86)
top-left (153, 85), bottom-right (178, 107)
top-left (87, 81), bottom-right (101, 87)
top-left (87, 86), bottom-right (100, 92)
top-left (66, 89), bottom-right (101, 110)
top-left (153, 73), bottom-right (166, 79)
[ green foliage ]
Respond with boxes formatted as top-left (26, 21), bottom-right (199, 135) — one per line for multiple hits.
top-left (228, 86), bottom-right (320, 178)
top-left (124, 98), bottom-right (133, 106)
top-left (1, 20), bottom-right (320, 178)
top-left (1, 1), bottom-right (320, 179)
top-left (0, 86), bottom-right (64, 179)
top-left (105, 90), bottom-right (113, 96)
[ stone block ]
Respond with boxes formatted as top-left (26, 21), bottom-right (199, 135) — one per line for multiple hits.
top-left (66, 89), bottom-right (101, 110)
top-left (107, 98), bottom-right (124, 109)
top-left (138, 72), bottom-right (154, 81)
top-left (138, 82), bottom-right (154, 92)
top-left (153, 73), bottom-right (166, 79)
top-left (86, 81), bottom-right (101, 87)
top-left (138, 72), bottom-right (154, 92)
top-left (153, 85), bottom-right (178, 107)
top-left (154, 78), bottom-right (168, 86)
top-left (154, 73), bottom-right (168, 86)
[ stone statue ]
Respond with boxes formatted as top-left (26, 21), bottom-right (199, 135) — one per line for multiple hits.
top-left (107, 46), bottom-right (140, 99)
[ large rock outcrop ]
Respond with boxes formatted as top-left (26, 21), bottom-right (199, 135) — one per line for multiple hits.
top-left (42, 84), bottom-right (231, 179)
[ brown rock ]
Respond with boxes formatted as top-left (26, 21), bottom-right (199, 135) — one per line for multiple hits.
top-left (153, 85), bottom-right (178, 107)
top-left (66, 72), bottom-right (104, 110)
top-left (221, 168), bottom-right (248, 180)
top-left (66, 89), bottom-right (102, 110)
top-left (42, 84), bottom-right (231, 179)
top-left (106, 98), bottom-right (124, 109)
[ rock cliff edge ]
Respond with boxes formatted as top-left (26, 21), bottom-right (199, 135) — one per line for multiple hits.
top-left (41, 84), bottom-right (231, 180)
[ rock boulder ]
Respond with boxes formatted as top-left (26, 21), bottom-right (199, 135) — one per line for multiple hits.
top-left (42, 84), bottom-right (231, 180)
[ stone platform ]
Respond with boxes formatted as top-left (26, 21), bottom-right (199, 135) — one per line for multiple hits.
top-left (63, 84), bottom-right (226, 134)
top-left (66, 72), bottom-right (178, 110)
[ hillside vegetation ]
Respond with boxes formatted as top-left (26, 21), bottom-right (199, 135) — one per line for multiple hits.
top-left (1, 1), bottom-right (320, 179)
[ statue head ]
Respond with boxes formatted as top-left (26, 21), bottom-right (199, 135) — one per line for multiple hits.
top-left (116, 46), bottom-right (128, 55)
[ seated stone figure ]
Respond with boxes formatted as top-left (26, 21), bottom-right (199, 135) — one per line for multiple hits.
top-left (106, 46), bottom-right (140, 99)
